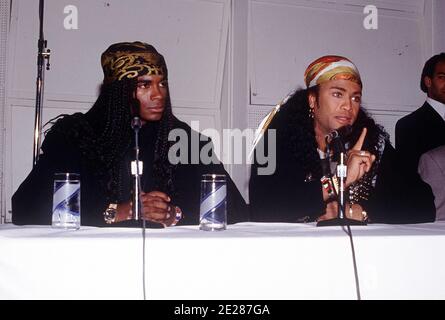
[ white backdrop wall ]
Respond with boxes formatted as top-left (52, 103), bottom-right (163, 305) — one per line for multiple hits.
top-left (0, 0), bottom-right (9, 223)
top-left (433, 0), bottom-right (445, 53)
top-left (2, 0), bottom-right (444, 222)
top-left (247, 0), bottom-right (439, 134)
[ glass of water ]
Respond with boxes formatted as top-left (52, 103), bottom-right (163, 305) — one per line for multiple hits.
top-left (199, 174), bottom-right (227, 231)
top-left (52, 173), bottom-right (81, 230)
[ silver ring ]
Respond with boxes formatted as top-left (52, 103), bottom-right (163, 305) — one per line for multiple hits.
top-left (359, 151), bottom-right (366, 156)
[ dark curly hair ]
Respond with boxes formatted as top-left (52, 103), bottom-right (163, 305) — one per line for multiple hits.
top-left (45, 78), bottom-right (177, 203)
top-left (279, 87), bottom-right (389, 194)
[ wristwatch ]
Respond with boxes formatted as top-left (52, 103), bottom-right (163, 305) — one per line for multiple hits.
top-left (103, 203), bottom-right (118, 224)
top-left (170, 206), bottom-right (183, 226)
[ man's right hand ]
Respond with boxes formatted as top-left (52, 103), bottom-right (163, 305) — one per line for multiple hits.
top-left (345, 127), bottom-right (376, 187)
top-left (114, 191), bottom-right (178, 226)
top-left (140, 191), bottom-right (174, 225)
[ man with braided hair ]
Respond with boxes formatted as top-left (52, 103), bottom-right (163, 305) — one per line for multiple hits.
top-left (250, 55), bottom-right (435, 224)
top-left (12, 42), bottom-right (248, 227)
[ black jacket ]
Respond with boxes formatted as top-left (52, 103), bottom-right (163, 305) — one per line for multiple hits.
top-left (396, 102), bottom-right (445, 174)
top-left (250, 97), bottom-right (435, 224)
top-left (12, 116), bottom-right (248, 227)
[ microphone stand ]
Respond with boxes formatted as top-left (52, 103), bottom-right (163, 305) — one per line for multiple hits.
top-left (317, 137), bottom-right (367, 227)
top-left (131, 117), bottom-right (143, 220)
top-left (337, 151), bottom-right (347, 219)
top-left (33, 0), bottom-right (51, 166)
top-left (131, 116), bottom-right (147, 300)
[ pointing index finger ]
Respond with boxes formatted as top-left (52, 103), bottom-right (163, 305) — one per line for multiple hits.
top-left (352, 127), bottom-right (367, 151)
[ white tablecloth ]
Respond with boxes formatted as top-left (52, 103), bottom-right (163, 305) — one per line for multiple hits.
top-left (1, 222), bottom-right (445, 299)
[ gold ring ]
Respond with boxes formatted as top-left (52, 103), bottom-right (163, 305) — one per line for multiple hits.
top-left (362, 210), bottom-right (368, 221)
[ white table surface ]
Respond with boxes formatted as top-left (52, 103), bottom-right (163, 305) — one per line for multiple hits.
top-left (1, 222), bottom-right (444, 299)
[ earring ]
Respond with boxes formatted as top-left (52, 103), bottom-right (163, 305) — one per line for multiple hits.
top-left (309, 107), bottom-right (314, 119)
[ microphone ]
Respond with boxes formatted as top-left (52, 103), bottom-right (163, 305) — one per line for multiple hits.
top-left (317, 123), bottom-right (367, 227)
top-left (131, 117), bottom-right (142, 130)
top-left (325, 125), bottom-right (352, 143)
top-left (130, 98), bottom-right (142, 130)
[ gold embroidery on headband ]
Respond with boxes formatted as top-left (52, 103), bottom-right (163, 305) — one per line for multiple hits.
top-left (102, 52), bottom-right (166, 83)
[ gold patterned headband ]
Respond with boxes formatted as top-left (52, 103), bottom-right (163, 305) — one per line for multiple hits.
top-left (101, 42), bottom-right (167, 84)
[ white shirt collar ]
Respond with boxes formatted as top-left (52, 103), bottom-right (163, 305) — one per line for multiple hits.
top-left (427, 97), bottom-right (445, 119)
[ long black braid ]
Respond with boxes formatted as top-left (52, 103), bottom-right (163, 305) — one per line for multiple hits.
top-left (280, 87), bottom-right (322, 179)
top-left (152, 90), bottom-right (177, 198)
top-left (44, 78), bottom-right (178, 203)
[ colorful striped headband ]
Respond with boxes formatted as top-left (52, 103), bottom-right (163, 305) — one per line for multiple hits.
top-left (304, 55), bottom-right (362, 88)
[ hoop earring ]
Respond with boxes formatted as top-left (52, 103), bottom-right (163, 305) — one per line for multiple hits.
top-left (309, 107), bottom-right (314, 119)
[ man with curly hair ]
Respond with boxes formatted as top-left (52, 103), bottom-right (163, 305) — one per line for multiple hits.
top-left (12, 41), bottom-right (248, 227)
top-left (250, 55), bottom-right (434, 224)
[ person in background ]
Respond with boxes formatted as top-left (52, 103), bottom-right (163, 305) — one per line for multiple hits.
top-left (395, 53), bottom-right (445, 222)
top-left (418, 145), bottom-right (445, 221)
top-left (396, 53), bottom-right (445, 176)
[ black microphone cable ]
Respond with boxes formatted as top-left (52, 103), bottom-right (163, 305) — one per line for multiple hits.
top-left (344, 223), bottom-right (361, 300)
top-left (325, 171), bottom-right (362, 300)
top-left (134, 125), bottom-right (147, 301)
top-left (130, 109), bottom-right (148, 301)
top-left (330, 175), bottom-right (362, 300)
top-left (142, 219), bottom-right (147, 300)
top-left (325, 137), bottom-right (362, 300)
